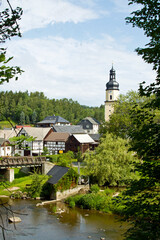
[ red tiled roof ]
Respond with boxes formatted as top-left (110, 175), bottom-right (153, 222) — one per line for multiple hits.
top-left (15, 125), bottom-right (31, 128)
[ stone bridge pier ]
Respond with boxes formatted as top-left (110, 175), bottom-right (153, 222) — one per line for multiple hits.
top-left (0, 168), bottom-right (15, 182)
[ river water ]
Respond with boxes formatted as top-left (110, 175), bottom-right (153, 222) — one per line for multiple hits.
top-left (0, 198), bottom-right (128, 240)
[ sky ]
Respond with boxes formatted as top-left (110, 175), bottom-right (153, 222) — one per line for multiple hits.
top-left (0, 0), bottom-right (156, 106)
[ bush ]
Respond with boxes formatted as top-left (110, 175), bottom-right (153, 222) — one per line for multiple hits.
top-left (69, 200), bottom-right (75, 208)
top-left (90, 184), bottom-right (100, 193)
top-left (65, 191), bottom-right (121, 213)
top-left (27, 173), bottom-right (48, 198)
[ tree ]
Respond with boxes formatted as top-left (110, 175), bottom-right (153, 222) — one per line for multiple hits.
top-left (121, 1), bottom-right (160, 239)
top-left (32, 110), bottom-right (37, 124)
top-left (84, 133), bottom-right (138, 186)
top-left (0, 3), bottom-right (23, 237)
top-left (19, 111), bottom-right (25, 125)
top-left (0, 1), bottom-right (23, 84)
top-left (100, 91), bottom-right (160, 139)
top-left (126, 0), bottom-right (160, 101)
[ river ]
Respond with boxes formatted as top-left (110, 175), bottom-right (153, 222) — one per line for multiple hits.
top-left (0, 198), bottom-right (128, 240)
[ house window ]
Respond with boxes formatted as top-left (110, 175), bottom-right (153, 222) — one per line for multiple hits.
top-left (110, 95), bottom-right (112, 100)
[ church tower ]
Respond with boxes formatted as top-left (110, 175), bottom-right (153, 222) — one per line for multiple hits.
top-left (105, 65), bottom-right (119, 121)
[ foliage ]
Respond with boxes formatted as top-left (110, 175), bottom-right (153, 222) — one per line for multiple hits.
top-left (0, 91), bottom-right (104, 124)
top-left (42, 146), bottom-right (49, 155)
top-left (126, 0), bottom-right (160, 83)
top-left (121, 105), bottom-right (160, 239)
top-left (84, 133), bottom-right (139, 186)
top-left (53, 168), bottom-right (79, 192)
top-left (19, 111), bottom-right (25, 125)
top-left (120, 1), bottom-right (160, 239)
top-left (27, 172), bottom-right (48, 198)
top-left (65, 190), bottom-right (121, 213)
top-left (100, 91), bottom-right (159, 139)
top-left (0, 120), bottom-right (16, 129)
top-left (90, 184), bottom-right (100, 193)
top-left (0, 4), bottom-right (23, 85)
top-left (48, 151), bottom-right (76, 167)
top-left (9, 135), bottom-right (36, 150)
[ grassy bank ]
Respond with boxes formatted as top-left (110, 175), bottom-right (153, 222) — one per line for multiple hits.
top-left (65, 185), bottom-right (125, 215)
top-left (0, 169), bottom-right (49, 198)
top-left (0, 120), bottom-right (16, 129)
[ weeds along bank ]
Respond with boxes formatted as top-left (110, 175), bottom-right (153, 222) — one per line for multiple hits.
top-left (65, 185), bottom-right (125, 215)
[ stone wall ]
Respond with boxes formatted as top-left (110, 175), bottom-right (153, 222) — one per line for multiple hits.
top-left (55, 184), bottom-right (90, 200)
top-left (42, 162), bottom-right (55, 175)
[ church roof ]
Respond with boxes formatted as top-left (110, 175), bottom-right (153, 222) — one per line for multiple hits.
top-left (106, 66), bottom-right (119, 90)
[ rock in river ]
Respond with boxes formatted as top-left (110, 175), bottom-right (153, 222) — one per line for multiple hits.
top-left (8, 217), bottom-right (21, 223)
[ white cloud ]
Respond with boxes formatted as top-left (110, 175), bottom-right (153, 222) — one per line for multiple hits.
top-left (3, 0), bottom-right (98, 32)
top-left (1, 35), bottom-right (156, 106)
top-left (111, 0), bottom-right (138, 13)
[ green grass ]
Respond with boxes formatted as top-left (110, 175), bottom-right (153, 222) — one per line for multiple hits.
top-left (0, 120), bottom-right (16, 129)
top-left (72, 166), bottom-right (87, 175)
top-left (0, 169), bottom-right (50, 198)
top-left (0, 168), bottom-right (32, 196)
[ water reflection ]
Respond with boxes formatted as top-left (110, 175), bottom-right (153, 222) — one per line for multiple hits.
top-left (0, 199), bottom-right (128, 240)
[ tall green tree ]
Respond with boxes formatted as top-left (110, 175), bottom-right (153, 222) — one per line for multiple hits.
top-left (121, 1), bottom-right (160, 239)
top-left (84, 133), bottom-right (138, 186)
top-left (126, 0), bottom-right (160, 99)
top-left (19, 111), bottom-right (25, 125)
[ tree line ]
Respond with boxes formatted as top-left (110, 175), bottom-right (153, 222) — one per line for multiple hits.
top-left (0, 90), bottom-right (104, 125)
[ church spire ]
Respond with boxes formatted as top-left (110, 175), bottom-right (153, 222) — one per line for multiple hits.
top-left (106, 65), bottom-right (119, 90)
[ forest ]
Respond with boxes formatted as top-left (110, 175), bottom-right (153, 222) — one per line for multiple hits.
top-left (0, 91), bottom-right (104, 125)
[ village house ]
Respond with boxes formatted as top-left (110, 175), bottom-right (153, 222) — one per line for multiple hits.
top-left (0, 129), bottom-right (18, 156)
top-left (77, 117), bottom-right (100, 134)
top-left (46, 165), bottom-right (83, 200)
top-left (44, 131), bottom-right (69, 155)
top-left (36, 115), bottom-right (70, 127)
top-left (16, 127), bottom-right (51, 156)
top-left (66, 133), bottom-right (95, 154)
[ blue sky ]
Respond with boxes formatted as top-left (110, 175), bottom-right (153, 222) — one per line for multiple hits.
top-left (1, 0), bottom-right (156, 106)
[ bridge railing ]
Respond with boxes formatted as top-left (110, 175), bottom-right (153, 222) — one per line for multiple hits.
top-left (0, 156), bottom-right (46, 168)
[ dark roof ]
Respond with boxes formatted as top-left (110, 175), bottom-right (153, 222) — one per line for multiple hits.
top-left (106, 66), bottom-right (119, 90)
top-left (44, 132), bottom-right (69, 142)
top-left (47, 165), bottom-right (69, 184)
top-left (78, 117), bottom-right (100, 125)
top-left (89, 134), bottom-right (101, 142)
top-left (37, 115), bottom-right (70, 125)
top-left (52, 125), bottom-right (85, 134)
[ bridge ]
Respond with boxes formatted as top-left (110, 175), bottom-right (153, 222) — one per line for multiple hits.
top-left (0, 156), bottom-right (46, 168)
top-left (0, 156), bottom-right (54, 182)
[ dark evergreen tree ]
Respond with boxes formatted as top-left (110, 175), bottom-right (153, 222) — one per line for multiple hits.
top-left (19, 111), bottom-right (25, 125)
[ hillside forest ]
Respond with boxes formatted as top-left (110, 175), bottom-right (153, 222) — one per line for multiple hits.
top-left (0, 91), bottom-right (104, 126)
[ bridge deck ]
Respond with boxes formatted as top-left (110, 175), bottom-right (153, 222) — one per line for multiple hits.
top-left (0, 156), bottom-right (46, 168)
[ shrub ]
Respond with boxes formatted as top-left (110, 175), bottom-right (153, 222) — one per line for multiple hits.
top-left (69, 200), bottom-right (75, 208)
top-left (90, 184), bottom-right (100, 193)
top-left (27, 173), bottom-right (48, 198)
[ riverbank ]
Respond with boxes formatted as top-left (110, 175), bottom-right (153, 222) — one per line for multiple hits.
top-left (64, 186), bottom-right (125, 215)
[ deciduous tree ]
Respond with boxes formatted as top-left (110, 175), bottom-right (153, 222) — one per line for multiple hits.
top-left (84, 133), bottom-right (138, 186)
